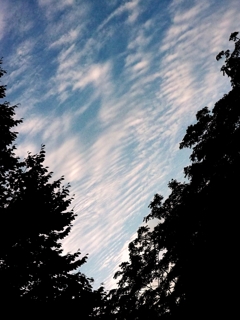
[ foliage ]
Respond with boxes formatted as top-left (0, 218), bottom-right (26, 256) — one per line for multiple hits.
top-left (0, 58), bottom-right (104, 313)
top-left (105, 32), bottom-right (240, 319)
top-left (216, 31), bottom-right (240, 87)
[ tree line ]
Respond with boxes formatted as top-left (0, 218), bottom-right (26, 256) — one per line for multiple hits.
top-left (0, 32), bottom-right (239, 318)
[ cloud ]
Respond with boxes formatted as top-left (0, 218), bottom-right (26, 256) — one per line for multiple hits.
top-left (73, 63), bottom-right (112, 90)
top-left (0, 3), bottom-right (7, 40)
top-left (3, 0), bottom-right (240, 290)
top-left (50, 27), bottom-right (82, 48)
top-left (38, 0), bottom-right (75, 15)
top-left (132, 60), bottom-right (149, 71)
top-left (98, 0), bottom-right (140, 31)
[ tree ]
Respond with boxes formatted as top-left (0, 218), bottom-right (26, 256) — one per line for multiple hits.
top-left (0, 59), bottom-right (22, 210)
top-left (107, 32), bottom-right (240, 319)
top-left (0, 59), bottom-right (103, 313)
top-left (216, 31), bottom-right (240, 87)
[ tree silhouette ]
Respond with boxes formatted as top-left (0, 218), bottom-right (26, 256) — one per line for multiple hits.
top-left (0, 59), bottom-right (104, 314)
top-left (105, 32), bottom-right (240, 319)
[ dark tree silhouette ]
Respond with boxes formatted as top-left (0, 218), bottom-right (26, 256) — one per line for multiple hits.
top-left (0, 59), bottom-right (104, 314)
top-left (0, 60), bottom-right (22, 210)
top-left (216, 31), bottom-right (240, 87)
top-left (105, 32), bottom-right (240, 319)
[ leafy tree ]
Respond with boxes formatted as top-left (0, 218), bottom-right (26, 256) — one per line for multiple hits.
top-left (106, 32), bottom-right (240, 319)
top-left (0, 59), bottom-right (104, 313)
top-left (216, 31), bottom-right (240, 87)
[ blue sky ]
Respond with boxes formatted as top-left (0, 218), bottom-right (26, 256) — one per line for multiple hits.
top-left (1, 0), bottom-right (240, 289)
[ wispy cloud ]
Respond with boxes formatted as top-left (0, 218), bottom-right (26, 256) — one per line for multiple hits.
top-left (50, 26), bottom-right (82, 48)
top-left (38, 0), bottom-right (78, 19)
top-left (0, 2), bottom-right (8, 40)
top-left (2, 0), bottom-right (240, 289)
top-left (98, 0), bottom-right (140, 31)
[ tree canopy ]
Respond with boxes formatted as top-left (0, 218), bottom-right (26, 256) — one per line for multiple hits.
top-left (1, 31), bottom-right (239, 317)
top-left (103, 32), bottom-right (240, 319)
top-left (0, 59), bottom-right (105, 314)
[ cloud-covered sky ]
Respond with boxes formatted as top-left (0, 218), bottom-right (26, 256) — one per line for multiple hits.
top-left (1, 0), bottom-right (239, 288)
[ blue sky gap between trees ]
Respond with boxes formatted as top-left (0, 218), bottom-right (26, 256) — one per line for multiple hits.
top-left (1, 0), bottom-right (240, 289)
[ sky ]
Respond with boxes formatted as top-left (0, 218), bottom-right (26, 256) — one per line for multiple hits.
top-left (0, 0), bottom-right (240, 289)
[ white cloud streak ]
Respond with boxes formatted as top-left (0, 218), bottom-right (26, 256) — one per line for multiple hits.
top-left (2, 0), bottom-right (240, 289)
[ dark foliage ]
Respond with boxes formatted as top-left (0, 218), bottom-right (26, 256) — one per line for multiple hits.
top-left (0, 59), bottom-right (105, 314)
top-left (104, 32), bottom-right (240, 319)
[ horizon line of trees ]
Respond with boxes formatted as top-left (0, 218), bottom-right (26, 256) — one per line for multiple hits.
top-left (0, 31), bottom-right (239, 318)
